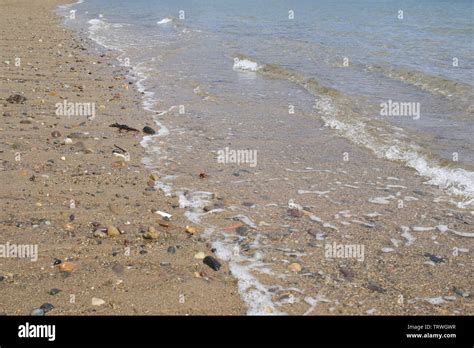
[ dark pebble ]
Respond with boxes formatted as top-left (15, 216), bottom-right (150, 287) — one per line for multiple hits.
top-left (367, 281), bottom-right (386, 293)
top-left (413, 190), bottom-right (426, 196)
top-left (339, 267), bottom-right (355, 280)
top-left (112, 264), bottom-right (124, 274)
top-left (0, 275), bottom-right (5, 282)
top-left (424, 253), bottom-right (445, 263)
top-left (203, 256), bottom-right (221, 271)
top-left (7, 94), bottom-right (27, 104)
top-left (51, 131), bottom-right (61, 138)
top-left (40, 303), bottom-right (54, 313)
top-left (49, 288), bottom-right (61, 296)
top-left (287, 209), bottom-right (304, 218)
top-left (236, 226), bottom-right (248, 236)
top-left (53, 259), bottom-right (62, 265)
top-left (453, 287), bottom-right (469, 298)
top-left (167, 246), bottom-right (176, 254)
top-left (142, 126), bottom-right (156, 135)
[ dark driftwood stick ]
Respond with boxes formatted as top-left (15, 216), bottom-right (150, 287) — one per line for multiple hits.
top-left (113, 144), bottom-right (127, 153)
top-left (109, 122), bottom-right (139, 132)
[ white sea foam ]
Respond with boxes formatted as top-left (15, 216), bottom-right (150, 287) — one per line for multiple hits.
top-left (400, 226), bottom-right (416, 246)
top-left (58, 0), bottom-right (84, 10)
top-left (316, 96), bottom-right (474, 208)
top-left (157, 18), bottom-right (173, 25)
top-left (233, 58), bottom-right (261, 72)
top-left (212, 239), bottom-right (285, 315)
top-left (368, 195), bottom-right (394, 205)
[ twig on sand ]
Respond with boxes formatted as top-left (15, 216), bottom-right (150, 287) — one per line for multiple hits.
top-left (109, 122), bottom-right (139, 132)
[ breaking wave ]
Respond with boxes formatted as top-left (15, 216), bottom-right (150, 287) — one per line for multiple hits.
top-left (237, 56), bottom-right (474, 207)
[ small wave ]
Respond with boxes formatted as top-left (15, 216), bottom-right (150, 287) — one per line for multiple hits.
top-left (233, 55), bottom-right (474, 206)
top-left (88, 18), bottom-right (109, 32)
top-left (58, 0), bottom-right (84, 9)
top-left (157, 17), bottom-right (173, 25)
top-left (233, 58), bottom-right (261, 72)
top-left (316, 96), bottom-right (474, 207)
top-left (156, 16), bottom-right (195, 34)
top-left (365, 64), bottom-right (474, 103)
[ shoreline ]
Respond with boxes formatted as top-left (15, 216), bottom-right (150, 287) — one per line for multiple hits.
top-left (0, 0), bottom-right (472, 316)
top-left (0, 0), bottom-right (246, 315)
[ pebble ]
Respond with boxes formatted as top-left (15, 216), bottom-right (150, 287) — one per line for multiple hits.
top-left (58, 262), bottom-right (75, 273)
top-left (7, 94), bottom-right (27, 104)
top-left (112, 264), bottom-right (124, 274)
top-left (288, 209), bottom-right (304, 218)
top-left (367, 281), bottom-right (386, 293)
top-left (91, 297), bottom-right (105, 306)
top-left (453, 287), bottom-right (470, 298)
top-left (194, 252), bottom-right (206, 260)
top-left (107, 225), bottom-right (120, 237)
top-left (40, 303), bottom-right (54, 313)
top-left (236, 226), bottom-right (248, 236)
top-left (185, 226), bottom-right (198, 235)
top-left (142, 126), bottom-right (156, 135)
top-left (30, 308), bottom-right (44, 316)
top-left (149, 173), bottom-right (159, 181)
top-left (288, 263), bottom-right (302, 273)
top-left (424, 253), bottom-right (445, 264)
top-left (93, 230), bottom-right (107, 238)
top-left (51, 131), bottom-right (61, 138)
top-left (203, 256), bottom-right (221, 271)
top-left (49, 288), bottom-right (61, 296)
top-left (158, 220), bottom-right (170, 228)
top-left (143, 226), bottom-right (159, 239)
top-left (339, 267), bottom-right (355, 280)
top-left (167, 246), bottom-right (176, 254)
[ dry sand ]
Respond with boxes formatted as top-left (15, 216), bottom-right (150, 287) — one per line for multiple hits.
top-left (0, 0), bottom-right (245, 315)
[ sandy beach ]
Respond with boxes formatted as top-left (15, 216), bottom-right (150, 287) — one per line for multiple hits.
top-left (0, 0), bottom-right (472, 317)
top-left (0, 0), bottom-right (245, 315)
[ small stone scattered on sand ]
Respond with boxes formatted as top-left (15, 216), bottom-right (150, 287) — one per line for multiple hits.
top-left (367, 281), bottom-right (386, 293)
top-left (40, 303), bottom-right (54, 313)
top-left (30, 308), bottom-right (44, 316)
top-left (185, 226), bottom-right (198, 235)
top-left (49, 288), bottom-right (61, 296)
top-left (288, 263), bottom-right (302, 273)
top-left (194, 252), bottom-right (206, 260)
top-left (143, 226), bottom-right (159, 239)
top-left (142, 126), bottom-right (156, 135)
top-left (203, 256), bottom-right (221, 271)
top-left (7, 94), bottom-right (27, 104)
top-left (107, 225), bottom-right (120, 237)
top-left (91, 297), bottom-right (105, 306)
top-left (58, 262), bottom-right (75, 273)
